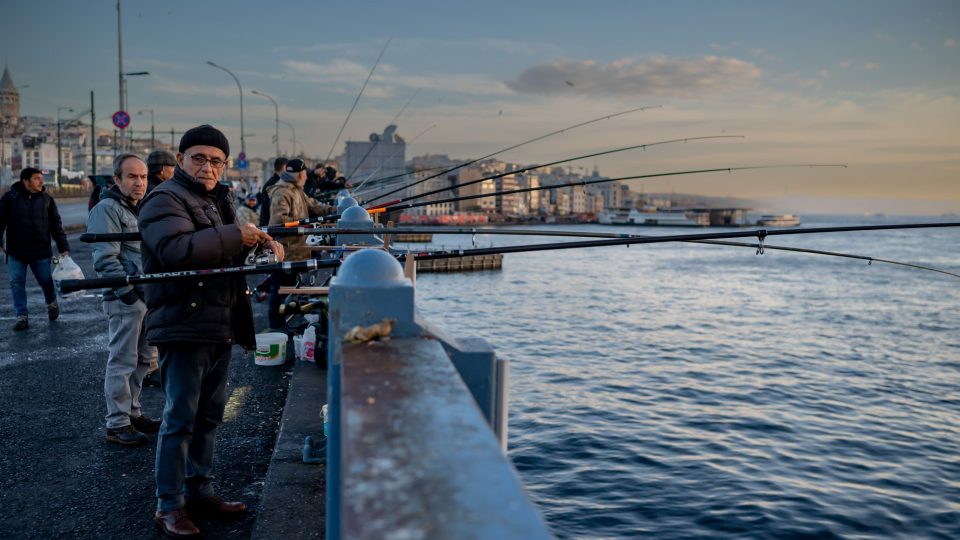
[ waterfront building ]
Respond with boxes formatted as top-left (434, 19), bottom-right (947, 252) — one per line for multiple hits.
top-left (343, 125), bottom-right (405, 188)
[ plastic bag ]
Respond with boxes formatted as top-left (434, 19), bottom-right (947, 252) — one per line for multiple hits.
top-left (53, 255), bottom-right (85, 300)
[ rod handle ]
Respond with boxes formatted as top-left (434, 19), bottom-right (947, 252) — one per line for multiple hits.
top-left (80, 232), bottom-right (142, 243)
top-left (59, 276), bottom-right (129, 293)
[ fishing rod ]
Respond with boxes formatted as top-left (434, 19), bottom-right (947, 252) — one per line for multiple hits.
top-left (365, 164), bottom-right (850, 216)
top-left (324, 38), bottom-right (392, 163)
top-left (407, 222), bottom-right (960, 260)
top-left (346, 89), bottom-right (421, 182)
top-left (62, 221), bottom-right (960, 292)
top-left (292, 163), bottom-right (848, 226)
top-left (352, 123), bottom-right (437, 193)
top-left (353, 155), bottom-right (445, 196)
top-left (58, 258), bottom-right (343, 294)
top-left (363, 105), bottom-right (662, 205)
top-left (367, 135), bottom-right (744, 210)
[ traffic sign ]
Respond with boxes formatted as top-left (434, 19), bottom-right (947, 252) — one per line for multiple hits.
top-left (237, 159), bottom-right (249, 170)
top-left (237, 151), bottom-right (246, 161)
top-left (112, 110), bottom-right (130, 129)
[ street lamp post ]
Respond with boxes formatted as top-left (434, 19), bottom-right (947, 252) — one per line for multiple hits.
top-left (251, 90), bottom-right (279, 158)
top-left (57, 106), bottom-right (74, 187)
top-left (207, 61), bottom-right (245, 159)
top-left (138, 109), bottom-right (155, 145)
top-left (278, 120), bottom-right (297, 157)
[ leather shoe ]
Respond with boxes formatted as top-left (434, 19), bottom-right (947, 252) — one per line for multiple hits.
top-left (154, 508), bottom-right (200, 538)
top-left (184, 495), bottom-right (247, 518)
top-left (130, 414), bottom-right (162, 434)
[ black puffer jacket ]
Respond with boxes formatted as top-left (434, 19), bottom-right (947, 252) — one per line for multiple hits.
top-left (0, 181), bottom-right (70, 261)
top-left (138, 167), bottom-right (255, 349)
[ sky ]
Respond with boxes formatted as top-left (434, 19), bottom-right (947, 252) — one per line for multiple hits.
top-left (2, 0), bottom-right (959, 214)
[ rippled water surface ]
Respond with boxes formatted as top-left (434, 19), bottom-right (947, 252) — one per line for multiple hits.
top-left (409, 216), bottom-right (960, 539)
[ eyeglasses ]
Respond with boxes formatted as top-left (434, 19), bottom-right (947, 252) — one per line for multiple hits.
top-left (187, 154), bottom-right (227, 169)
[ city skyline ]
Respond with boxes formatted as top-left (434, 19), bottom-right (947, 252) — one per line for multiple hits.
top-left (1, 0), bottom-right (958, 214)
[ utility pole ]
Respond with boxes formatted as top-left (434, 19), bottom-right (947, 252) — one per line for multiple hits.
top-left (206, 61), bottom-right (245, 158)
top-left (56, 106), bottom-right (74, 187)
top-left (90, 91), bottom-right (96, 176)
top-left (138, 109), bottom-right (154, 146)
top-left (251, 90), bottom-right (279, 158)
top-left (117, 0), bottom-right (125, 152)
top-left (279, 119), bottom-right (296, 157)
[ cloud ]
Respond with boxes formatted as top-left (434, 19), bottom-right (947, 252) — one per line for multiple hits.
top-left (275, 37), bottom-right (562, 58)
top-left (910, 42), bottom-right (923, 51)
top-left (152, 81), bottom-right (237, 98)
top-left (838, 59), bottom-right (853, 69)
top-left (946, 38), bottom-right (957, 48)
top-left (864, 62), bottom-right (880, 70)
top-left (278, 59), bottom-right (512, 97)
top-left (506, 56), bottom-right (763, 98)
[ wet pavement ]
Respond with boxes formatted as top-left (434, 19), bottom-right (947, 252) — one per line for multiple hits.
top-left (0, 233), bottom-right (293, 538)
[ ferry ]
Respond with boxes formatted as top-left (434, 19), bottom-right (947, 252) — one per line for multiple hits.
top-left (757, 213), bottom-right (801, 227)
top-left (598, 208), bottom-right (710, 227)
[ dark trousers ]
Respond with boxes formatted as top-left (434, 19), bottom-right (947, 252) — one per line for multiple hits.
top-left (154, 343), bottom-right (231, 512)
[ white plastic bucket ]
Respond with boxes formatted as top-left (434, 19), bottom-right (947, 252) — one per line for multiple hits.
top-left (255, 332), bottom-right (288, 366)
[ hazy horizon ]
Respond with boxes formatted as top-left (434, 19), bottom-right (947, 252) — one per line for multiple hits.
top-left (2, 0), bottom-right (958, 214)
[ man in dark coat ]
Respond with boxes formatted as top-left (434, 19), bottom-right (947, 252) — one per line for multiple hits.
top-left (0, 167), bottom-right (70, 330)
top-left (146, 149), bottom-right (176, 194)
top-left (139, 125), bottom-right (285, 537)
top-left (258, 157), bottom-right (287, 226)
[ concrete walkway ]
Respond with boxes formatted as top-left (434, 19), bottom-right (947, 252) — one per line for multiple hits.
top-left (0, 232), bottom-right (320, 538)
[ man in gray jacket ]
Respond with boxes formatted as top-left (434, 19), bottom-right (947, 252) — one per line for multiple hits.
top-left (87, 154), bottom-right (161, 445)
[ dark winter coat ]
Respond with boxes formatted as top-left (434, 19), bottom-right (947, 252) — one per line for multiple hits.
top-left (138, 167), bottom-right (255, 349)
top-left (146, 171), bottom-right (164, 194)
top-left (0, 181), bottom-right (70, 261)
top-left (258, 173), bottom-right (281, 226)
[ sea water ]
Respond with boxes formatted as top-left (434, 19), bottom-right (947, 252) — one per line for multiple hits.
top-left (411, 215), bottom-right (960, 539)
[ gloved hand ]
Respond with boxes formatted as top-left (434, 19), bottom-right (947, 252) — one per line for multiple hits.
top-left (119, 289), bottom-right (141, 305)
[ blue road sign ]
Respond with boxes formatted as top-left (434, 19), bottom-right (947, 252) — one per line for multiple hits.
top-left (112, 110), bottom-right (130, 129)
top-left (237, 159), bottom-right (249, 169)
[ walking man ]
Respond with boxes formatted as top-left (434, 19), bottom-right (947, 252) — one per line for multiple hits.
top-left (139, 125), bottom-right (284, 537)
top-left (0, 167), bottom-right (69, 331)
top-left (87, 154), bottom-right (161, 445)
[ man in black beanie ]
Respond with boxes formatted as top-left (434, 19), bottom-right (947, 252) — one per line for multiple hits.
top-left (138, 124), bottom-right (286, 537)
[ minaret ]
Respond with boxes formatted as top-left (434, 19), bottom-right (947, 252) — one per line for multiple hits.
top-left (0, 64), bottom-right (20, 130)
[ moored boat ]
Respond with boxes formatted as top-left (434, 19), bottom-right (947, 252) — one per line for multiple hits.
top-left (757, 213), bottom-right (801, 227)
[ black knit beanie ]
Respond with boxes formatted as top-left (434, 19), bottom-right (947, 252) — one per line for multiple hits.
top-left (178, 124), bottom-right (230, 157)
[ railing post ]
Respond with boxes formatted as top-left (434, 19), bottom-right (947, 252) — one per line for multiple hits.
top-left (326, 249), bottom-right (417, 540)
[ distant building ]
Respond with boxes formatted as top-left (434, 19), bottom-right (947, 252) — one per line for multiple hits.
top-left (343, 125), bottom-right (405, 190)
top-left (0, 65), bottom-right (20, 131)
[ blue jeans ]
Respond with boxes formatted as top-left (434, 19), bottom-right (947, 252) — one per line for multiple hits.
top-left (155, 343), bottom-right (232, 512)
top-left (7, 255), bottom-right (56, 317)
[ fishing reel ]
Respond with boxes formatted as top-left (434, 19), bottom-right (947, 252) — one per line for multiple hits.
top-left (245, 244), bottom-right (279, 266)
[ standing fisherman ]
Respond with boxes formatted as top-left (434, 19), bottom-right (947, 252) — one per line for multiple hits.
top-left (87, 154), bottom-right (161, 445)
top-left (146, 149), bottom-right (177, 194)
top-left (266, 158), bottom-right (334, 330)
top-left (139, 125), bottom-right (285, 537)
top-left (258, 157), bottom-right (287, 227)
top-left (0, 167), bottom-right (69, 331)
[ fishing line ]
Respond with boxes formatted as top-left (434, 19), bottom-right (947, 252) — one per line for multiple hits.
top-left (367, 135), bottom-right (745, 210)
top-left (346, 88), bottom-right (421, 182)
top-left (363, 105), bottom-right (662, 205)
top-left (324, 38), bottom-right (392, 163)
